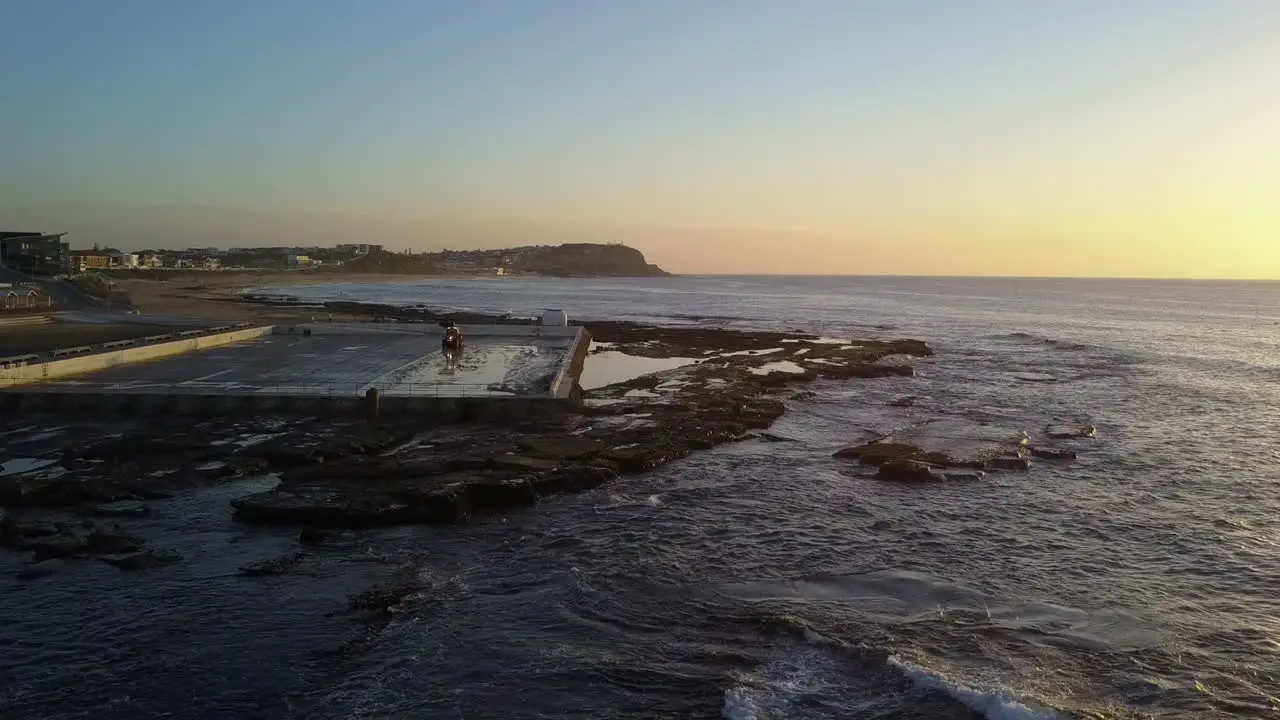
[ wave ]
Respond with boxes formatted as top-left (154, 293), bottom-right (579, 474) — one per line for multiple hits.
top-left (722, 617), bottom-right (1064, 720)
top-left (987, 331), bottom-right (1098, 353)
top-left (888, 656), bottom-right (1062, 720)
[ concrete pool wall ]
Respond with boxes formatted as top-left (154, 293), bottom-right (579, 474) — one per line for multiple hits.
top-left (0, 323), bottom-right (590, 421)
top-left (0, 324), bottom-right (272, 388)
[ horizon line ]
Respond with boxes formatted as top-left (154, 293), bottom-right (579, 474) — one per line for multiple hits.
top-left (663, 273), bottom-right (1280, 282)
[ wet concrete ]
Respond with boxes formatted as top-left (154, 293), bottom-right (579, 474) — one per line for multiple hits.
top-left (18, 333), bottom-right (575, 398)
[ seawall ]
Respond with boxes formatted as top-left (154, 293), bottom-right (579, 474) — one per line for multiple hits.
top-left (0, 325), bottom-right (273, 388)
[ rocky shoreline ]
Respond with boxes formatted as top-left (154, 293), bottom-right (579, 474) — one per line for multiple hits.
top-left (1, 296), bottom-right (1109, 603)
top-left (2, 296), bottom-right (1097, 586)
top-left (0, 299), bottom-right (950, 578)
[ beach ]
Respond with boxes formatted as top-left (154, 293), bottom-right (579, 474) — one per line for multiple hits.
top-left (108, 273), bottom-right (449, 323)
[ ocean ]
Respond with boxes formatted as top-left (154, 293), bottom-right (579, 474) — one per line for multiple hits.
top-left (4, 275), bottom-right (1278, 719)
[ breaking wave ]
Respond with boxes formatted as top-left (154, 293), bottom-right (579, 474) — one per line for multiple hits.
top-left (887, 657), bottom-right (1061, 720)
top-left (722, 617), bottom-right (1064, 720)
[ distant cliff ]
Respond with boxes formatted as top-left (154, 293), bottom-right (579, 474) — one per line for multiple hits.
top-left (429, 243), bottom-right (670, 277)
top-left (515, 243), bottom-right (668, 277)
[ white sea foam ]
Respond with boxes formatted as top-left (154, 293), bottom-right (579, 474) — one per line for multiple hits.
top-left (723, 626), bottom-right (1060, 720)
top-left (721, 686), bottom-right (765, 720)
top-left (888, 656), bottom-right (1062, 720)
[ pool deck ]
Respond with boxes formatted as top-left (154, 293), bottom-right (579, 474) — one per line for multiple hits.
top-left (25, 333), bottom-right (574, 398)
top-left (0, 323), bottom-right (591, 419)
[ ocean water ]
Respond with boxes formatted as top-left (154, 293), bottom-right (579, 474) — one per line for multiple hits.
top-left (5, 275), bottom-right (1279, 719)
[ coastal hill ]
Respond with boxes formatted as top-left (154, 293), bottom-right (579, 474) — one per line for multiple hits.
top-left (80, 242), bottom-right (670, 279)
top-left (429, 242), bottom-right (669, 277)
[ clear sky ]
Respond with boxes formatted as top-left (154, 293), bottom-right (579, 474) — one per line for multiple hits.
top-left (2, 0), bottom-right (1278, 277)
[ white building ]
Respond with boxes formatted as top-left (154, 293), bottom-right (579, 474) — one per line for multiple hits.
top-left (336, 243), bottom-right (382, 255)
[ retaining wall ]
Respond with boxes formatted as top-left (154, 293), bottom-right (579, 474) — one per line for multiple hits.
top-left (0, 325), bottom-right (274, 387)
top-left (549, 327), bottom-right (592, 399)
top-left (0, 389), bottom-right (576, 422)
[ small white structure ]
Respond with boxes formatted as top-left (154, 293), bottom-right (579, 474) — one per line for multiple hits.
top-left (541, 309), bottom-right (568, 327)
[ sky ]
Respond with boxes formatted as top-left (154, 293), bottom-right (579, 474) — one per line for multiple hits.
top-left (1, 0), bottom-right (1278, 278)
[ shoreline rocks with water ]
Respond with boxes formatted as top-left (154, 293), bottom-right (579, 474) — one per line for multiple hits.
top-left (1, 513), bottom-right (183, 577)
top-left (833, 417), bottom-right (1090, 480)
top-left (1, 319), bottom-right (933, 531)
top-left (228, 332), bottom-right (931, 527)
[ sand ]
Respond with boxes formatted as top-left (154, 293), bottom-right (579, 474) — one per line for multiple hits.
top-left (111, 273), bottom-right (445, 324)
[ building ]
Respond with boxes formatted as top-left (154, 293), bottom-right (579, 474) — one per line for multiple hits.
top-left (68, 249), bottom-right (116, 273)
top-left (336, 244), bottom-right (383, 256)
top-left (287, 254), bottom-right (313, 266)
top-left (65, 249), bottom-right (138, 272)
top-left (1, 286), bottom-right (43, 311)
top-left (0, 231), bottom-right (70, 277)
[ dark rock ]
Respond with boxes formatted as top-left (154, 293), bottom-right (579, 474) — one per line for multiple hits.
top-left (529, 465), bottom-right (618, 496)
top-left (605, 446), bottom-right (687, 473)
top-left (25, 535), bottom-right (85, 561)
top-left (233, 489), bottom-right (387, 527)
top-left (1029, 447), bottom-right (1077, 461)
top-left (887, 396), bottom-right (918, 407)
top-left (515, 437), bottom-right (603, 460)
top-left (84, 530), bottom-right (145, 555)
top-left (989, 457), bottom-right (1032, 471)
top-left (239, 551), bottom-right (307, 576)
top-left (224, 457), bottom-right (270, 477)
top-left (248, 442), bottom-right (324, 465)
top-left (88, 500), bottom-right (151, 517)
top-left (7, 479), bottom-right (102, 507)
top-left (834, 441), bottom-right (930, 465)
top-left (298, 527), bottom-right (329, 545)
top-left (97, 549), bottom-right (182, 571)
top-left (1045, 424), bottom-right (1097, 440)
top-left (315, 427), bottom-right (415, 460)
top-left (834, 420), bottom-right (1028, 470)
top-left (0, 515), bottom-right (19, 548)
top-left (875, 460), bottom-right (944, 482)
top-left (790, 391), bottom-right (818, 401)
top-left (821, 363), bottom-right (915, 379)
top-left (467, 477), bottom-right (538, 510)
top-left (17, 558), bottom-right (63, 579)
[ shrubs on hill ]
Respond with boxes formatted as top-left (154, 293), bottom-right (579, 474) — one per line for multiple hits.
top-left (327, 251), bottom-right (438, 275)
top-left (69, 273), bottom-right (113, 299)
